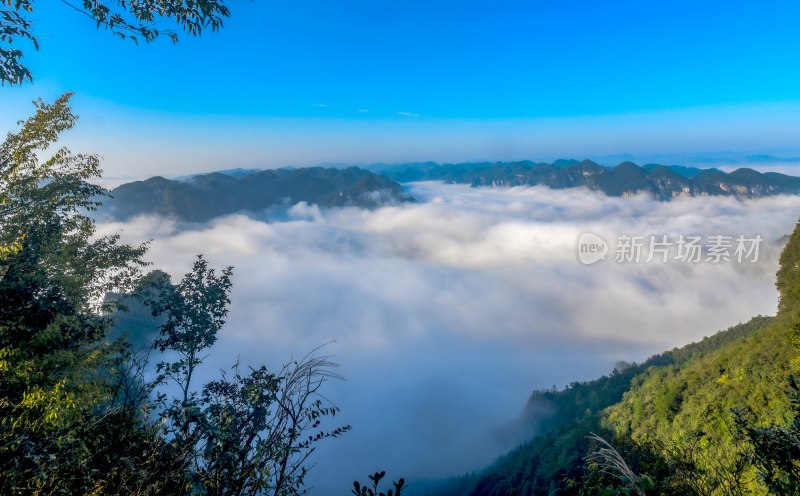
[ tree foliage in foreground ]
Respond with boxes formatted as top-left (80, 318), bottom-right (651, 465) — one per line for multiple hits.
top-left (0, 94), bottom-right (348, 494)
top-left (0, 92), bottom-right (151, 493)
top-left (1, 0), bottom-right (232, 85)
top-left (734, 376), bottom-right (800, 496)
top-left (352, 471), bottom-right (408, 496)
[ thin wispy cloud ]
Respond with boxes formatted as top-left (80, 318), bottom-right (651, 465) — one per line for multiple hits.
top-left (397, 111), bottom-right (420, 117)
top-left (315, 103), bottom-right (329, 108)
top-left (357, 109), bottom-right (369, 113)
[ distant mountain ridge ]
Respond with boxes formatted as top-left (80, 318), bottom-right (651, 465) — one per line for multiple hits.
top-left (102, 160), bottom-right (800, 223)
top-left (591, 151), bottom-right (800, 168)
top-left (103, 167), bottom-right (411, 222)
top-left (371, 160), bottom-right (800, 199)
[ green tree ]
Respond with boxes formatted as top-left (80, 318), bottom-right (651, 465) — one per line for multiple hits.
top-left (1, 0), bottom-right (233, 85)
top-left (0, 92), bottom-right (153, 493)
top-left (0, 94), bottom-right (349, 494)
top-left (146, 257), bottom-right (350, 495)
top-left (734, 376), bottom-right (800, 496)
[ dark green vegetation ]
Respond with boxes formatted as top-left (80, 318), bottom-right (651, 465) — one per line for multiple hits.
top-left (733, 377), bottom-right (800, 496)
top-left (352, 471), bottom-right (409, 496)
top-left (104, 168), bottom-right (411, 222)
top-left (1, 0), bottom-right (232, 85)
top-left (373, 160), bottom-right (800, 200)
top-left (428, 242), bottom-right (800, 494)
top-left (107, 270), bottom-right (169, 350)
top-left (0, 95), bottom-right (349, 494)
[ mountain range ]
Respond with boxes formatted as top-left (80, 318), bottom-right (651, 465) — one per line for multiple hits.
top-left (371, 160), bottom-right (800, 200)
top-left (102, 167), bottom-right (411, 222)
top-left (102, 160), bottom-right (800, 223)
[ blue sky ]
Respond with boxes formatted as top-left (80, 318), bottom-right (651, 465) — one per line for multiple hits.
top-left (3, 0), bottom-right (800, 179)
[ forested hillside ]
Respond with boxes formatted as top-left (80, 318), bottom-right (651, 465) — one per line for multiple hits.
top-left (431, 227), bottom-right (800, 495)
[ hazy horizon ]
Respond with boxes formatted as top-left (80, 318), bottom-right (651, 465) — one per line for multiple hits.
top-left (83, 149), bottom-right (800, 190)
top-left (5, 1), bottom-right (800, 181)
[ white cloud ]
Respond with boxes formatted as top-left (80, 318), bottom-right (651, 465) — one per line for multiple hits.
top-left (397, 111), bottom-right (421, 117)
top-left (95, 184), bottom-right (800, 492)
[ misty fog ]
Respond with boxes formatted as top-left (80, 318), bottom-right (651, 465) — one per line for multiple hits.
top-left (95, 182), bottom-right (800, 493)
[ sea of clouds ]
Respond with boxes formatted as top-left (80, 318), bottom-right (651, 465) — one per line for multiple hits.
top-left (95, 183), bottom-right (800, 493)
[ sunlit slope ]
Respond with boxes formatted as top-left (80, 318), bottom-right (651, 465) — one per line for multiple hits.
top-left (437, 222), bottom-right (800, 496)
top-left (602, 222), bottom-right (800, 494)
top-left (605, 318), bottom-right (792, 494)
